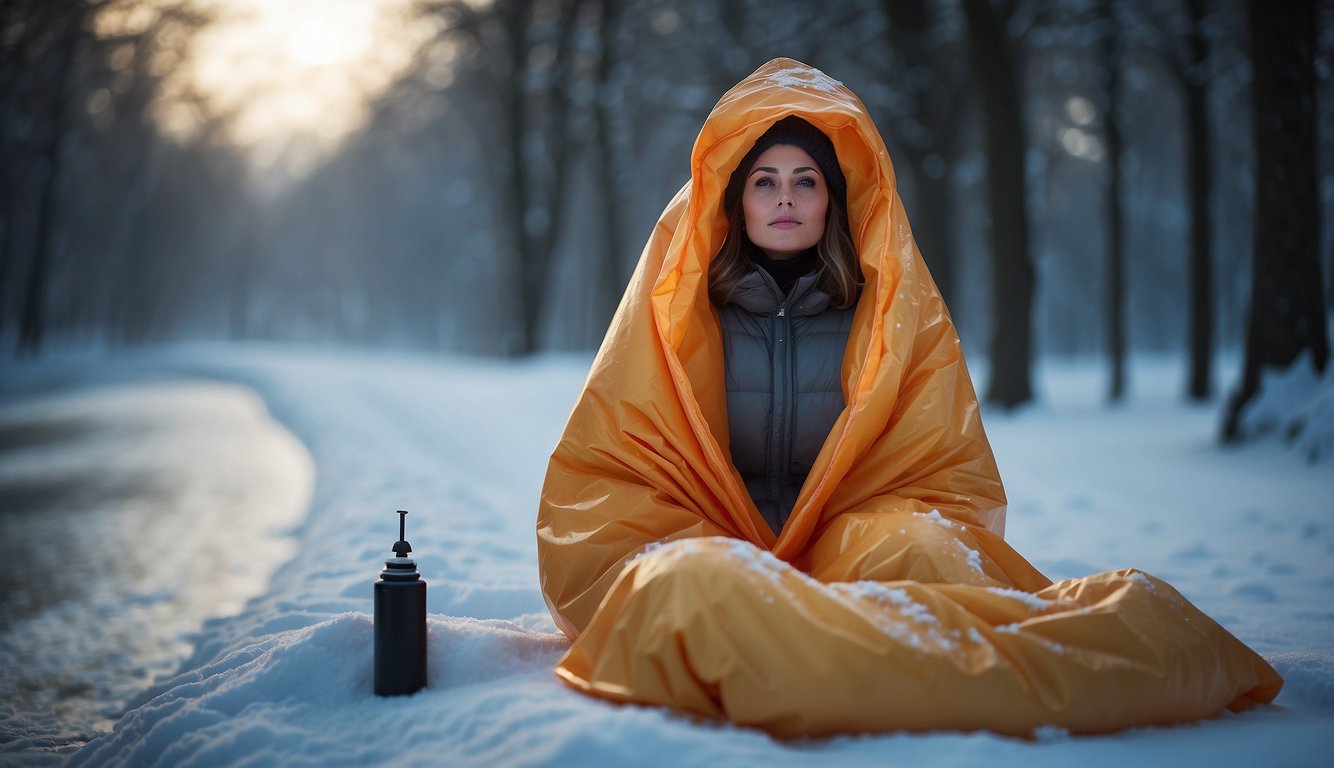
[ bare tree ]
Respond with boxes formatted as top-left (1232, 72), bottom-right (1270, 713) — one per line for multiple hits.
top-left (962, 0), bottom-right (1035, 408)
top-left (1099, 0), bottom-right (1126, 402)
top-left (589, 0), bottom-right (624, 331)
top-left (879, 0), bottom-right (969, 308)
top-left (0, 0), bottom-right (52, 330)
top-left (423, 0), bottom-right (585, 355)
top-left (1080, 0), bottom-right (1245, 401)
top-left (2, 0), bottom-right (223, 352)
top-left (1222, 0), bottom-right (1329, 441)
top-left (15, 1), bottom-right (89, 355)
top-left (1181, 0), bottom-right (1215, 400)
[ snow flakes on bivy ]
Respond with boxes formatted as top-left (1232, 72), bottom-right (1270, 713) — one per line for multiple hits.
top-left (764, 67), bottom-right (844, 94)
top-left (844, 582), bottom-right (940, 626)
top-left (984, 586), bottom-right (1051, 612)
top-left (831, 581), bottom-right (970, 653)
top-left (633, 537), bottom-right (826, 596)
top-left (953, 539), bottom-right (985, 574)
top-left (921, 509), bottom-right (964, 531)
top-left (990, 622), bottom-right (1070, 656)
top-left (725, 538), bottom-right (783, 569)
top-left (915, 509), bottom-right (961, 531)
top-left (628, 540), bottom-right (664, 565)
top-left (723, 538), bottom-right (829, 595)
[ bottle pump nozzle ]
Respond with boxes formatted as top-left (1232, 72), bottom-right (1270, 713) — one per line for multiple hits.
top-left (392, 509), bottom-right (412, 558)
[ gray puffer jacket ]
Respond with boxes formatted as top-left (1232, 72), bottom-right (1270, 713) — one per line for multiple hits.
top-left (719, 268), bottom-right (855, 536)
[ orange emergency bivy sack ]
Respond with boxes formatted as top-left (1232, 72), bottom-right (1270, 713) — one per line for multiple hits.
top-left (536, 58), bottom-right (1281, 738)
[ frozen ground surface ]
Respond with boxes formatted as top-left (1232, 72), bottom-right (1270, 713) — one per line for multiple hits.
top-left (0, 343), bottom-right (1331, 767)
top-left (0, 374), bottom-right (312, 752)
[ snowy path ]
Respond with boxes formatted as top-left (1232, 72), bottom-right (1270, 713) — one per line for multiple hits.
top-left (3, 345), bottom-right (1331, 766)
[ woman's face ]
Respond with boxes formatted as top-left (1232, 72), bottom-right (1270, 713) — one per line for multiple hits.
top-left (740, 144), bottom-right (829, 261)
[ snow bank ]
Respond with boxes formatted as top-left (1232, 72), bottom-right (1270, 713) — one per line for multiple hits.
top-left (1269, 653), bottom-right (1334, 716)
top-left (69, 614), bottom-right (568, 767)
top-left (1231, 351), bottom-right (1334, 463)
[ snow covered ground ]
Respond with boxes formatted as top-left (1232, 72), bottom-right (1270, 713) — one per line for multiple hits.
top-left (1, 343), bottom-right (1331, 766)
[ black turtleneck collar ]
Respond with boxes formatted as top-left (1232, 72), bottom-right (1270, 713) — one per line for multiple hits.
top-left (754, 250), bottom-right (819, 296)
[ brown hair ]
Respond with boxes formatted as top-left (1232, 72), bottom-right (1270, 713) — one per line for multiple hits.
top-left (708, 118), bottom-right (862, 308)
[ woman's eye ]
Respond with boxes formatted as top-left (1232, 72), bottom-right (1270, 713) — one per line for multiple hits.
top-left (797, 177), bottom-right (817, 187)
top-left (754, 177), bottom-right (774, 187)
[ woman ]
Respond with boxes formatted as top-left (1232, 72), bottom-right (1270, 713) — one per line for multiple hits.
top-left (537, 58), bottom-right (1279, 737)
top-left (712, 114), bottom-right (861, 537)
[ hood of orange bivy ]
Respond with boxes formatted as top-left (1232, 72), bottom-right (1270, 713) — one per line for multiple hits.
top-left (538, 58), bottom-right (1005, 636)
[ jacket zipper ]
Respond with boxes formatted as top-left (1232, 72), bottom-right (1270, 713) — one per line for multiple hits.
top-left (767, 296), bottom-right (793, 521)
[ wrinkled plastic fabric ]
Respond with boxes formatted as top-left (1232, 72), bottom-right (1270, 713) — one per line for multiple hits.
top-left (557, 533), bottom-right (1280, 737)
top-left (536, 58), bottom-right (1281, 736)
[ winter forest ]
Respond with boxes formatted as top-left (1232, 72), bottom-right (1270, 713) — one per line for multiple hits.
top-left (3, 1), bottom-right (1334, 765)
top-left (1, 0), bottom-right (1329, 417)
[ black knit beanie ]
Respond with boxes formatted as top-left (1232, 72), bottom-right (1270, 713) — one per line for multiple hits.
top-left (723, 116), bottom-right (847, 215)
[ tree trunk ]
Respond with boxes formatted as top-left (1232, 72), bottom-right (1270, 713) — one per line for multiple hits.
top-left (17, 7), bottom-right (80, 356)
top-left (0, 0), bottom-right (35, 332)
top-left (499, 0), bottom-right (581, 355)
top-left (500, 1), bottom-right (535, 355)
top-left (962, 0), bottom-right (1034, 409)
top-left (1222, 0), bottom-right (1329, 440)
top-left (914, 169), bottom-right (958, 306)
top-left (0, 156), bottom-right (15, 329)
top-left (592, 0), bottom-right (624, 339)
top-left (881, 0), bottom-right (964, 309)
top-left (1102, 2), bottom-right (1126, 403)
top-left (1185, 0), bottom-right (1214, 401)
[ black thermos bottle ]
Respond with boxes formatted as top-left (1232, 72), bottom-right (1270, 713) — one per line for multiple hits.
top-left (374, 510), bottom-right (427, 696)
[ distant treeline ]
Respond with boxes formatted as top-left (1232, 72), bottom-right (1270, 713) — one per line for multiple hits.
top-left (0, 0), bottom-right (1328, 418)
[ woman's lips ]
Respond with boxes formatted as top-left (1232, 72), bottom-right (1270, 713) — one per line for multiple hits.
top-left (770, 216), bottom-right (801, 228)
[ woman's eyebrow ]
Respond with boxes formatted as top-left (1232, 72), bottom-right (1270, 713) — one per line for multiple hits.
top-left (748, 165), bottom-right (822, 176)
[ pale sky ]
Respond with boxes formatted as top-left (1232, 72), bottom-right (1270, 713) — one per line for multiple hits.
top-left (132, 0), bottom-right (438, 186)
